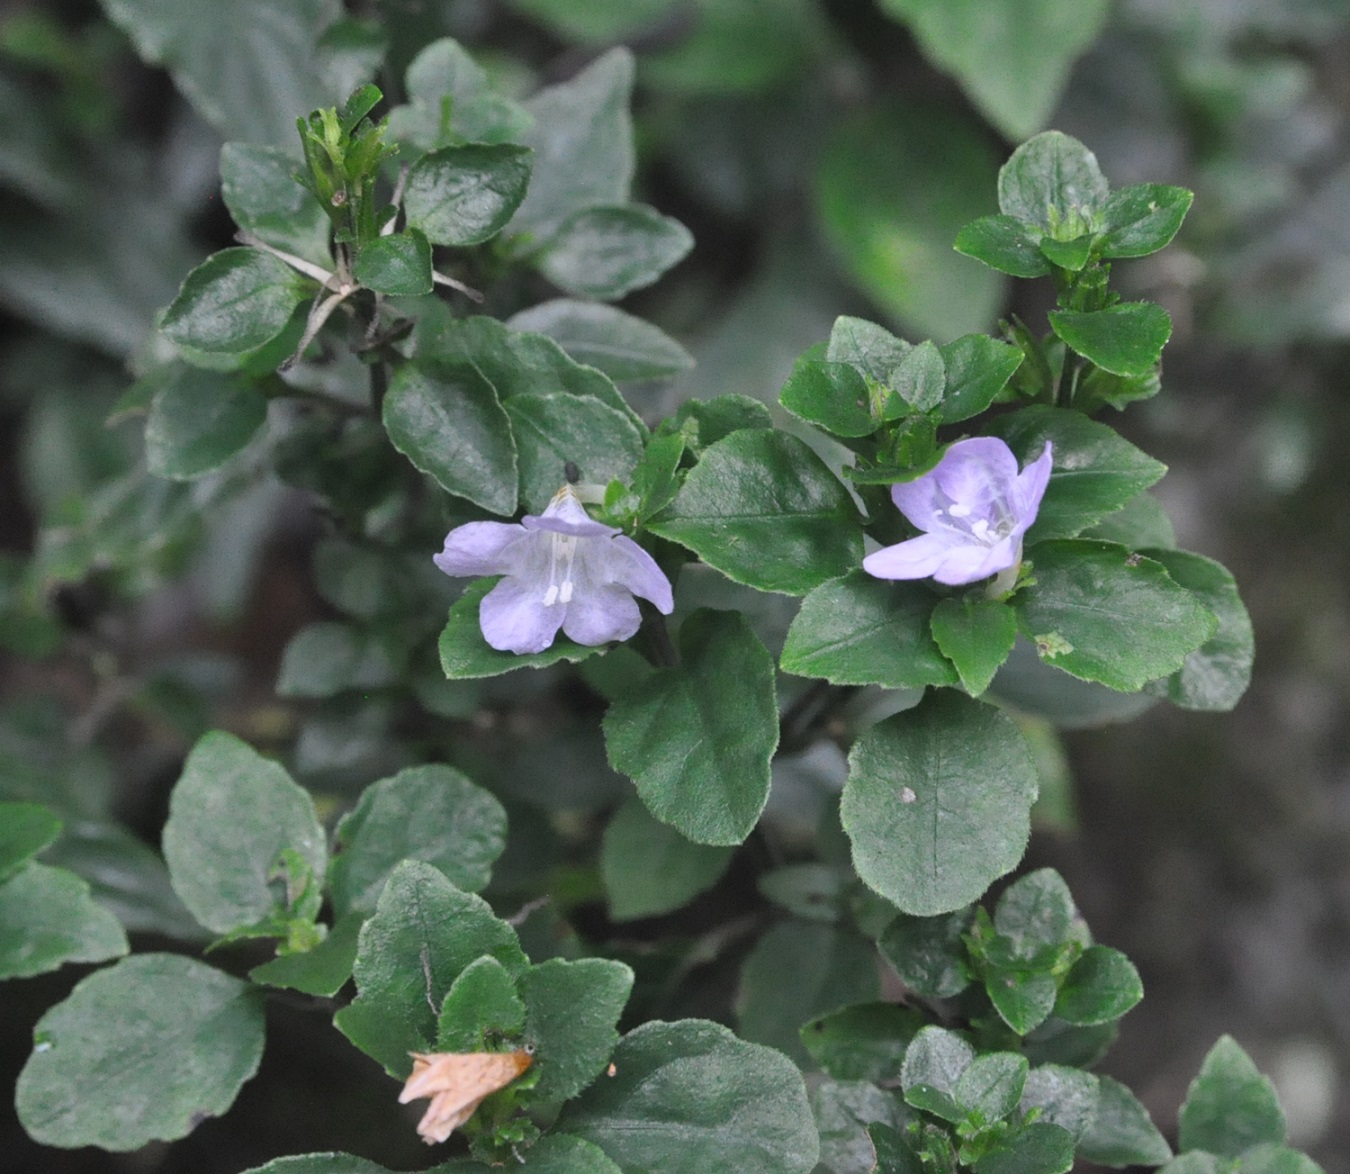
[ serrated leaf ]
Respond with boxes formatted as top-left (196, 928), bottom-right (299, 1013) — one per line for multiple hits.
top-left (0, 801), bottom-right (61, 881)
top-left (560, 1019), bottom-right (819, 1173)
top-left (161, 730), bottom-right (326, 935)
top-left (1100, 184), bottom-right (1193, 259)
top-left (219, 142), bottom-right (330, 266)
top-left (1077, 1073), bottom-right (1173, 1167)
top-left (954, 214), bottom-right (1052, 279)
top-left (1178, 1035), bottom-right (1287, 1158)
top-left (334, 861), bottom-right (527, 1076)
top-left (1054, 945), bottom-right (1143, 1025)
top-left (536, 204), bottom-right (693, 301)
top-left (1015, 540), bottom-right (1218, 692)
top-left (843, 691), bottom-right (1038, 916)
top-left (650, 430), bottom-right (862, 595)
top-left (1142, 549), bottom-right (1253, 712)
top-left (601, 797), bottom-right (734, 921)
top-left (353, 230), bottom-right (432, 296)
top-left (382, 358), bottom-right (518, 516)
top-left (779, 358), bottom-right (876, 438)
top-left (826, 315), bottom-right (910, 380)
top-left (987, 967), bottom-right (1061, 1037)
top-left (938, 334), bottom-right (1025, 424)
top-left (507, 299), bottom-right (694, 382)
top-left (0, 862), bottom-right (128, 979)
top-left (604, 610), bottom-right (776, 845)
top-left (1048, 303), bottom-right (1173, 378)
top-left (997, 131), bottom-right (1110, 235)
top-left (523, 957), bottom-right (633, 1102)
top-left (145, 364), bottom-right (268, 480)
top-left (782, 572), bottom-right (958, 689)
top-left (329, 764), bottom-right (507, 917)
top-left (878, 910), bottom-right (974, 999)
top-left (931, 598), bottom-right (1018, 696)
top-left (436, 955), bottom-right (526, 1051)
top-left (985, 406), bottom-right (1167, 542)
top-left (16, 954), bottom-right (264, 1149)
top-left (993, 867), bottom-right (1080, 958)
top-left (161, 247), bottom-right (311, 354)
top-left (403, 143), bottom-right (532, 246)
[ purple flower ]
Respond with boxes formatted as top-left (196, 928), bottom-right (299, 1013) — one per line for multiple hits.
top-left (435, 485), bottom-right (674, 654)
top-left (863, 437), bottom-right (1053, 587)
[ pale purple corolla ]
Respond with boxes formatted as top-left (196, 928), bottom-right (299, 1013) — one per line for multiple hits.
top-left (862, 437), bottom-right (1053, 588)
top-left (434, 484), bottom-right (674, 654)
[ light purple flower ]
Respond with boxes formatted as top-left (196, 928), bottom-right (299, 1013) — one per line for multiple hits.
top-left (435, 485), bottom-right (674, 654)
top-left (863, 437), bottom-right (1053, 587)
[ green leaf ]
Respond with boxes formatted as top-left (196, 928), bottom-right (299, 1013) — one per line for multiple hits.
top-left (1232, 1144), bottom-right (1325, 1174)
top-left (436, 955), bottom-right (526, 1050)
top-left (504, 0), bottom-right (677, 43)
top-left (1077, 1073), bottom-right (1173, 1167)
top-left (536, 204), bottom-right (693, 301)
top-left (604, 610), bottom-right (776, 846)
top-left (987, 968), bottom-right (1060, 1037)
top-left (601, 797), bottom-right (734, 921)
top-left (329, 764), bottom-right (508, 917)
top-left (993, 867), bottom-right (1080, 958)
top-left (782, 572), bottom-right (958, 690)
top-left (758, 863), bottom-right (847, 922)
top-left (382, 358), bottom-right (518, 516)
top-left (737, 919), bottom-right (880, 1064)
top-left (900, 1025), bottom-right (974, 1122)
top-left (161, 730), bottom-right (327, 935)
top-left (1039, 234), bottom-right (1094, 271)
top-left (938, 334), bottom-right (1025, 424)
top-left (353, 229), bottom-right (433, 296)
top-left (560, 1019), bottom-right (820, 1173)
top-left (1085, 491), bottom-right (1175, 549)
top-left (101, 0), bottom-right (347, 147)
top-left (439, 578), bottom-right (605, 679)
top-left (630, 432), bottom-right (687, 524)
top-left (1053, 946), bottom-right (1143, 1025)
top-left (161, 247), bottom-right (311, 354)
top-left (996, 131), bottom-right (1110, 236)
top-left (1142, 550), bottom-right (1254, 712)
top-left (1014, 540), bottom-right (1218, 692)
top-left (843, 691), bottom-right (1038, 916)
top-left (779, 358), bottom-right (876, 438)
top-left (1019, 1064), bottom-right (1100, 1141)
top-left (507, 299), bottom-right (694, 382)
top-left (970, 1121), bottom-right (1075, 1174)
top-left (826, 315), bottom-right (910, 381)
top-left (879, 2), bottom-right (1109, 142)
top-left (1100, 184), bottom-right (1193, 259)
top-left (334, 861), bottom-right (527, 1076)
top-left (523, 957), bottom-right (633, 1101)
top-left (16, 954), bottom-right (264, 1149)
top-left (144, 364), bottom-right (268, 480)
top-left (986, 406), bottom-right (1167, 542)
top-left (240, 1157), bottom-right (402, 1174)
top-left (817, 1082), bottom-right (918, 1174)
top-left (931, 598), bottom-right (1018, 696)
top-left (817, 101), bottom-right (1005, 342)
top-left (878, 910), bottom-right (974, 999)
top-left (513, 49), bottom-right (634, 241)
top-left (890, 341), bottom-right (946, 412)
top-left (1178, 1035), bottom-right (1287, 1158)
top-left (0, 800), bottom-right (61, 881)
top-left (275, 621), bottom-right (396, 699)
top-left (954, 215), bottom-right (1051, 278)
top-left (956, 1051), bottom-right (1028, 1122)
top-left (1048, 303), bottom-right (1173, 378)
top-left (1157, 1157), bottom-right (1223, 1174)
top-left (249, 912), bottom-right (362, 996)
top-left (669, 395), bottom-right (773, 454)
top-left (801, 1002), bottom-right (923, 1083)
top-left (219, 142), bottom-right (330, 267)
top-left (388, 38), bottom-right (530, 150)
top-left (0, 862), bottom-right (128, 978)
top-left (650, 430), bottom-right (862, 595)
top-left (505, 392), bottom-right (645, 514)
top-left (403, 144), bottom-right (532, 247)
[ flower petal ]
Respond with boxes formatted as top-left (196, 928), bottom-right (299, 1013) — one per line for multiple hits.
top-left (891, 437), bottom-right (1020, 533)
top-left (1009, 441), bottom-right (1053, 528)
top-left (605, 536), bottom-right (675, 613)
top-left (863, 532), bottom-right (962, 580)
top-left (435, 522), bottom-right (530, 577)
top-left (479, 576), bottom-right (565, 653)
top-left (929, 536), bottom-right (1022, 585)
top-left (562, 584), bottom-right (643, 646)
top-left (523, 484), bottom-right (617, 538)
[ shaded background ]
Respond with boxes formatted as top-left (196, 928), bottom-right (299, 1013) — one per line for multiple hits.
top-left (2, 0), bottom-right (1349, 1169)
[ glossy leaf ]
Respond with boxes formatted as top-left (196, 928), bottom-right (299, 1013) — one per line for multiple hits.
top-left (931, 598), bottom-right (1018, 696)
top-left (0, 801), bottom-right (61, 881)
top-left (954, 214), bottom-right (1051, 278)
top-left (997, 131), bottom-right (1110, 235)
top-left (1048, 303), bottom-right (1173, 378)
top-left (16, 954), bottom-right (264, 1149)
top-left (651, 429), bottom-right (862, 595)
top-left (1100, 184), bottom-right (1193, 259)
top-left (0, 862), bottom-right (128, 979)
top-left (970, 1121), bottom-right (1075, 1174)
top-left (145, 364), bottom-right (268, 480)
top-left (334, 861), bottom-right (527, 1076)
top-left (601, 797), bottom-right (734, 921)
top-left (161, 730), bottom-right (327, 935)
top-left (604, 610), bottom-right (777, 846)
top-left (403, 143), bottom-right (532, 246)
top-left (522, 956), bottom-right (633, 1101)
top-left (1077, 1073), bottom-right (1173, 1167)
top-left (507, 299), bottom-right (694, 381)
top-left (382, 358), bottom-right (518, 516)
top-left (1178, 1035), bottom-right (1287, 1158)
top-left (1054, 946), bottom-right (1143, 1025)
top-left (249, 912), bottom-right (362, 997)
top-left (352, 230), bottom-right (432, 296)
top-left (987, 968), bottom-right (1061, 1037)
top-left (843, 690), bottom-right (1038, 916)
top-left (536, 204), bottom-right (693, 301)
top-left (161, 247), bottom-right (311, 354)
top-left (560, 1019), bottom-right (819, 1173)
top-left (1015, 540), bottom-right (1218, 692)
top-left (782, 572), bottom-right (958, 689)
top-left (329, 764), bottom-right (508, 916)
top-left (779, 358), bottom-right (876, 438)
top-left (938, 334), bottom-right (1025, 423)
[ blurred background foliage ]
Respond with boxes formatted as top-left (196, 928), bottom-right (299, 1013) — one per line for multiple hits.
top-left (2, 0), bottom-right (1350, 1169)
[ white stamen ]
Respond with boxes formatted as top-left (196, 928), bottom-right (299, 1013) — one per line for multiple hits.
top-left (947, 503), bottom-right (971, 517)
top-left (542, 585), bottom-right (559, 606)
top-left (559, 581), bottom-right (574, 604)
top-left (971, 519), bottom-right (991, 541)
